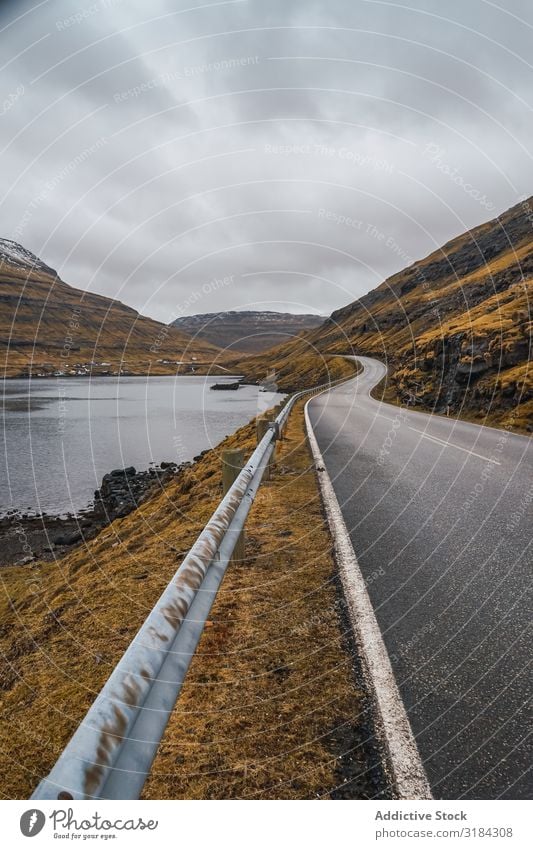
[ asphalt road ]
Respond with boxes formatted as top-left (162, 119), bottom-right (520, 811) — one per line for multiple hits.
top-left (308, 356), bottom-right (532, 800)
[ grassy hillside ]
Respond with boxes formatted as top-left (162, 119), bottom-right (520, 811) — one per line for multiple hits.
top-left (0, 404), bottom-right (379, 800)
top-left (237, 198), bottom-right (533, 432)
top-left (0, 244), bottom-right (222, 378)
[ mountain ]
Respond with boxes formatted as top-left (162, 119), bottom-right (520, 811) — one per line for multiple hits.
top-left (0, 241), bottom-right (221, 378)
top-left (237, 198), bottom-right (533, 432)
top-left (171, 310), bottom-right (325, 353)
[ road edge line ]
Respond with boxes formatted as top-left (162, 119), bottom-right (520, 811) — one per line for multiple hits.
top-left (304, 394), bottom-right (433, 800)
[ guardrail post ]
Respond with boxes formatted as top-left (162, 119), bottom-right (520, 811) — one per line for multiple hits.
top-left (281, 404), bottom-right (290, 437)
top-left (222, 448), bottom-right (245, 562)
top-left (275, 403), bottom-right (286, 438)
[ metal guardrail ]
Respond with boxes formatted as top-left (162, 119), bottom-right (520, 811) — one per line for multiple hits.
top-left (31, 373), bottom-right (354, 800)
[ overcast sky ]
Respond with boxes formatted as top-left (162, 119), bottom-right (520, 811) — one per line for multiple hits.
top-left (1, 0), bottom-right (532, 321)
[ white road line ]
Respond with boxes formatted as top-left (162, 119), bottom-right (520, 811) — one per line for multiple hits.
top-left (407, 426), bottom-right (501, 465)
top-left (305, 396), bottom-right (433, 800)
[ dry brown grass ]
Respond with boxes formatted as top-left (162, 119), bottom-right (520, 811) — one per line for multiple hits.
top-left (374, 362), bottom-right (533, 433)
top-left (235, 350), bottom-right (357, 391)
top-left (0, 401), bottom-right (374, 800)
top-left (417, 280), bottom-right (533, 345)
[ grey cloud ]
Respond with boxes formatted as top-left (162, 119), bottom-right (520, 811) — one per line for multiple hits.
top-left (1, 0), bottom-right (532, 321)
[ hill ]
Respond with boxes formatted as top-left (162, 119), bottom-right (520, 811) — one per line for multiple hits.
top-left (237, 198), bottom-right (533, 432)
top-left (171, 310), bottom-right (324, 353)
top-left (0, 240), bottom-right (221, 378)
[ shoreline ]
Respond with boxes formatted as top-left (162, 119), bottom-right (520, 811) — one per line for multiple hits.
top-left (1, 376), bottom-right (280, 567)
top-left (2, 373), bottom-right (273, 564)
top-left (2, 369), bottom-right (248, 380)
top-left (0, 458), bottom-right (197, 567)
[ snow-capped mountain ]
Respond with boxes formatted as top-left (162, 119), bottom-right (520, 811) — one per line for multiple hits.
top-left (0, 238), bottom-right (58, 277)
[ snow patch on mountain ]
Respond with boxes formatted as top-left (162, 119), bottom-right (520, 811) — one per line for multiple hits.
top-left (0, 239), bottom-right (57, 276)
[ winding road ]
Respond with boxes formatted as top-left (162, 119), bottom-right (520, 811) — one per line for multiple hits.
top-left (307, 356), bottom-right (532, 800)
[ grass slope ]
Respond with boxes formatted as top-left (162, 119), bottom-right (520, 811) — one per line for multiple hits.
top-left (0, 402), bottom-right (379, 800)
top-left (0, 257), bottom-right (222, 378)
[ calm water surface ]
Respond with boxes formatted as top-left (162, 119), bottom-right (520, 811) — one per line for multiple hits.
top-left (0, 375), bottom-right (285, 516)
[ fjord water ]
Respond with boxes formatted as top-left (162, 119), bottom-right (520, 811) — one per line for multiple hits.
top-left (1, 375), bottom-right (284, 516)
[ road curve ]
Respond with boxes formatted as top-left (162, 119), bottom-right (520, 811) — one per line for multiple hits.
top-left (308, 356), bottom-right (532, 800)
